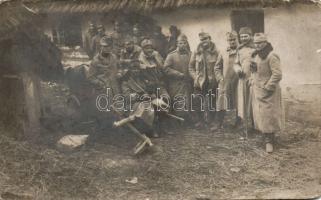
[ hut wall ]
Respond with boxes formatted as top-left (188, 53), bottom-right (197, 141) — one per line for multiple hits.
top-left (46, 3), bottom-right (321, 86)
top-left (152, 3), bottom-right (321, 87)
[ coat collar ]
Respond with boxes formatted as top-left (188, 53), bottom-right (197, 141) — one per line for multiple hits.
top-left (196, 42), bottom-right (217, 55)
top-left (227, 47), bottom-right (237, 56)
top-left (237, 40), bottom-right (255, 50)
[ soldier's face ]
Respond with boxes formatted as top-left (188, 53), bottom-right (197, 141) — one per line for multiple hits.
top-left (89, 26), bottom-right (95, 33)
top-left (177, 40), bottom-right (188, 51)
top-left (133, 27), bottom-right (139, 35)
top-left (254, 41), bottom-right (268, 51)
top-left (114, 22), bottom-right (120, 32)
top-left (98, 28), bottom-right (104, 35)
top-left (143, 46), bottom-right (154, 56)
top-left (125, 42), bottom-right (134, 51)
top-left (101, 45), bottom-right (112, 55)
top-left (240, 34), bottom-right (251, 44)
top-left (200, 37), bottom-right (211, 48)
top-left (227, 38), bottom-right (238, 49)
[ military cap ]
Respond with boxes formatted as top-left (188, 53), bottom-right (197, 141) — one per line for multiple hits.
top-left (239, 27), bottom-right (253, 36)
top-left (96, 24), bottom-right (104, 29)
top-left (133, 23), bottom-right (139, 28)
top-left (141, 39), bottom-right (153, 48)
top-left (253, 33), bottom-right (268, 43)
top-left (199, 32), bottom-right (211, 40)
top-left (124, 36), bottom-right (134, 44)
top-left (169, 25), bottom-right (178, 31)
top-left (100, 35), bottom-right (113, 46)
top-left (226, 31), bottom-right (238, 40)
top-left (177, 34), bottom-right (188, 42)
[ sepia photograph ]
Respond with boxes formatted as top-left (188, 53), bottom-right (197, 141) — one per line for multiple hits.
top-left (0, 0), bottom-right (321, 199)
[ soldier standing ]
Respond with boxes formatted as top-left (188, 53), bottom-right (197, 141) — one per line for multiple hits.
top-left (164, 34), bottom-right (192, 122)
top-left (150, 26), bottom-right (168, 58)
top-left (132, 24), bottom-right (145, 46)
top-left (233, 27), bottom-right (256, 131)
top-left (111, 20), bottom-right (125, 57)
top-left (251, 33), bottom-right (283, 153)
top-left (91, 24), bottom-right (106, 57)
top-left (83, 23), bottom-right (97, 59)
top-left (189, 32), bottom-right (220, 128)
top-left (214, 31), bottom-right (239, 129)
top-left (167, 25), bottom-right (181, 54)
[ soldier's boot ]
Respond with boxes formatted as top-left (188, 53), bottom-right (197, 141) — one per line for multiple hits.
top-left (233, 116), bottom-right (242, 128)
top-left (151, 115), bottom-right (160, 138)
top-left (210, 111), bottom-right (225, 132)
top-left (151, 130), bottom-right (159, 138)
top-left (264, 133), bottom-right (275, 153)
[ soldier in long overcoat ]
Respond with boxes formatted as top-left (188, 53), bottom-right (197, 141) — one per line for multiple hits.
top-left (214, 31), bottom-right (239, 129)
top-left (164, 34), bottom-right (192, 122)
top-left (110, 20), bottom-right (126, 57)
top-left (83, 23), bottom-right (97, 59)
top-left (233, 27), bottom-right (256, 129)
top-left (189, 32), bottom-right (220, 128)
top-left (91, 25), bottom-right (106, 57)
top-left (251, 33), bottom-right (283, 153)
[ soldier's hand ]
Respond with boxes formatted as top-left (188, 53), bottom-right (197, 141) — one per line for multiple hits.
top-left (193, 80), bottom-right (200, 89)
top-left (218, 79), bottom-right (224, 89)
top-left (177, 73), bottom-right (185, 79)
top-left (238, 71), bottom-right (246, 78)
top-left (250, 61), bottom-right (258, 73)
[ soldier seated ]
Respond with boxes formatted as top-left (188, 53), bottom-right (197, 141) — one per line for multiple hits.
top-left (118, 37), bottom-right (142, 80)
top-left (120, 65), bottom-right (170, 138)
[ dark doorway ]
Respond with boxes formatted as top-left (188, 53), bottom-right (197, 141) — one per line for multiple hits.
top-left (230, 10), bottom-right (264, 34)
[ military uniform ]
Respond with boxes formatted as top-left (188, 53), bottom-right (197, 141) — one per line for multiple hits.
top-left (88, 49), bottom-right (121, 96)
top-left (120, 45), bottom-right (142, 68)
top-left (91, 34), bottom-right (105, 57)
top-left (111, 31), bottom-right (125, 57)
top-left (121, 66), bottom-right (168, 137)
top-left (189, 33), bottom-right (220, 125)
top-left (215, 47), bottom-right (238, 110)
top-left (83, 29), bottom-right (96, 59)
top-left (214, 32), bottom-right (239, 129)
top-left (164, 49), bottom-right (192, 117)
top-left (234, 43), bottom-right (255, 122)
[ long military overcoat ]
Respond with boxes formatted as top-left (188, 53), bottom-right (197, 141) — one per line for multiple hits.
top-left (251, 51), bottom-right (283, 133)
top-left (214, 48), bottom-right (238, 111)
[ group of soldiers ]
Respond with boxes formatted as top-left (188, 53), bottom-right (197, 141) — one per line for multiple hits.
top-left (82, 21), bottom-right (283, 153)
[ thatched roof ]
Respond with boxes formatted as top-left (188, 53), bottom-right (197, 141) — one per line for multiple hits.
top-left (0, 2), bottom-right (38, 41)
top-left (24, 0), bottom-right (314, 14)
top-left (0, 2), bottom-right (63, 80)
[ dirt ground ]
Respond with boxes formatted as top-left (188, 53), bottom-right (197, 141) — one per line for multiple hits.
top-left (0, 79), bottom-right (320, 200)
top-left (0, 109), bottom-right (321, 200)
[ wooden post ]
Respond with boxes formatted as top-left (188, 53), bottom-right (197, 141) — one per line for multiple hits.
top-left (21, 72), bottom-right (42, 139)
